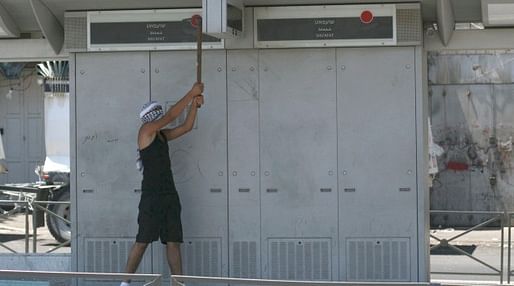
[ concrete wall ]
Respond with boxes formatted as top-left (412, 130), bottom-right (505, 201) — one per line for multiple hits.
top-left (427, 50), bottom-right (514, 226)
top-left (425, 28), bottom-right (514, 227)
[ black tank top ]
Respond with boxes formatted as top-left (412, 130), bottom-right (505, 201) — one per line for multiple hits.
top-left (139, 131), bottom-right (176, 193)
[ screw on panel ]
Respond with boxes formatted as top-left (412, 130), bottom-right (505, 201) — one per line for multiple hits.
top-left (327, 66), bottom-right (333, 70)
top-left (231, 67), bottom-right (237, 72)
top-left (217, 67), bottom-right (223, 72)
top-left (218, 171), bottom-right (224, 176)
top-left (341, 65), bottom-right (346, 70)
top-left (232, 171), bottom-right (237, 176)
top-left (251, 171), bottom-right (256, 176)
top-left (405, 64), bottom-right (412, 70)
top-left (155, 68), bottom-right (160, 73)
top-left (141, 68), bottom-right (146, 73)
top-left (250, 66), bottom-right (255, 71)
top-left (80, 70), bottom-right (85, 75)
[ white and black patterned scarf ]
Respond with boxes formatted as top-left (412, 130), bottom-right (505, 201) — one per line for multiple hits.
top-left (137, 101), bottom-right (164, 172)
top-left (139, 101), bottom-right (163, 123)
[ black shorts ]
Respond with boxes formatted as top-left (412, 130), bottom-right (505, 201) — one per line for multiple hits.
top-left (136, 192), bottom-right (183, 244)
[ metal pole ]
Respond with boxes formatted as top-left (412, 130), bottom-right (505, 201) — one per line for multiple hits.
top-left (509, 214), bottom-right (512, 284)
top-left (25, 204), bottom-right (29, 253)
top-left (501, 213), bottom-right (504, 284)
top-left (32, 202), bottom-right (37, 253)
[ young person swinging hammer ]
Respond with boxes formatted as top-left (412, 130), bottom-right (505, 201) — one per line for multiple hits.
top-left (120, 82), bottom-right (204, 286)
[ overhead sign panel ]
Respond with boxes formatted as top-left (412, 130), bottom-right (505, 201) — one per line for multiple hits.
top-left (87, 9), bottom-right (223, 51)
top-left (482, 0), bottom-right (514, 27)
top-left (203, 0), bottom-right (244, 38)
top-left (255, 5), bottom-right (397, 48)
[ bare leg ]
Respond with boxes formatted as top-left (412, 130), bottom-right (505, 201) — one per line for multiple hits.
top-left (166, 242), bottom-right (183, 275)
top-left (122, 242), bottom-right (149, 283)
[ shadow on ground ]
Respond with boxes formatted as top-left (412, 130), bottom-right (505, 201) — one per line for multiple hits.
top-left (0, 234), bottom-right (32, 243)
top-left (430, 244), bottom-right (477, 255)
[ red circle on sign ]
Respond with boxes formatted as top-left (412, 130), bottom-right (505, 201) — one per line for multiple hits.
top-left (360, 10), bottom-right (374, 24)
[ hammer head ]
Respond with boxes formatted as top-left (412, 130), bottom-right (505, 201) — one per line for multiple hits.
top-left (191, 14), bottom-right (202, 29)
top-left (180, 15), bottom-right (202, 35)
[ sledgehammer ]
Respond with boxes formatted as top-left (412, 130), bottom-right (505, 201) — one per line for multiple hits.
top-left (182, 14), bottom-right (204, 107)
top-left (191, 14), bottom-right (203, 84)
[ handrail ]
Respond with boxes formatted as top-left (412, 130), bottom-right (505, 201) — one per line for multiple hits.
top-left (0, 270), bottom-right (161, 286)
top-left (170, 275), bottom-right (430, 286)
top-left (430, 210), bottom-right (504, 215)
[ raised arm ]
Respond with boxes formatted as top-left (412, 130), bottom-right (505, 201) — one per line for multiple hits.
top-left (162, 95), bottom-right (203, 141)
top-left (141, 82), bottom-right (203, 135)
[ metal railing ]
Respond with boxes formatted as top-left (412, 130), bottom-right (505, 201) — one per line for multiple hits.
top-left (507, 213), bottom-right (514, 283)
top-left (170, 275), bottom-right (430, 286)
top-left (4, 207), bottom-right (514, 283)
top-left (0, 271), bottom-right (432, 286)
top-left (0, 270), bottom-right (161, 286)
top-left (430, 210), bottom-right (505, 283)
top-left (0, 200), bottom-right (70, 253)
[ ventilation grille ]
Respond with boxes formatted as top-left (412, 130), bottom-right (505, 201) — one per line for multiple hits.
top-left (84, 238), bottom-right (152, 274)
top-left (232, 241), bottom-right (258, 278)
top-left (181, 238), bottom-right (222, 277)
top-left (64, 13), bottom-right (87, 51)
top-left (396, 8), bottom-right (422, 44)
top-left (268, 238), bottom-right (331, 281)
top-left (346, 238), bottom-right (410, 281)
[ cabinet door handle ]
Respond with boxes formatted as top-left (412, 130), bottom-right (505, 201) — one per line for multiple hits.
top-left (344, 188), bottom-right (356, 193)
top-left (82, 189), bottom-right (94, 193)
top-left (266, 188), bottom-right (278, 193)
top-left (399, 187), bottom-right (411, 192)
top-left (238, 188), bottom-right (250, 193)
top-left (320, 188), bottom-right (332, 193)
top-left (210, 188), bottom-right (222, 193)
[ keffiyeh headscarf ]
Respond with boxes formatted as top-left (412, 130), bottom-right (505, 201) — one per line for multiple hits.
top-left (139, 101), bottom-right (163, 123)
top-left (137, 101), bottom-right (164, 173)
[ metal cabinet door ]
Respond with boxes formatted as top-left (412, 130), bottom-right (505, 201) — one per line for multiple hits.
top-left (1, 75), bottom-right (44, 183)
top-left (3, 86), bottom-right (25, 183)
top-left (150, 50), bottom-right (228, 278)
top-left (337, 47), bottom-right (417, 281)
top-left (227, 50), bottom-right (261, 279)
top-left (75, 52), bottom-right (151, 273)
top-left (25, 75), bottom-right (45, 182)
top-left (259, 49), bottom-right (338, 281)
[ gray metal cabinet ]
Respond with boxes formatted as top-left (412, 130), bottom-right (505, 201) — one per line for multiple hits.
top-left (259, 49), bottom-right (338, 281)
top-left (337, 47), bottom-right (417, 281)
top-left (71, 46), bottom-right (425, 284)
top-left (75, 52), bottom-right (152, 274)
top-left (227, 50), bottom-right (261, 279)
top-left (150, 50), bottom-right (228, 279)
